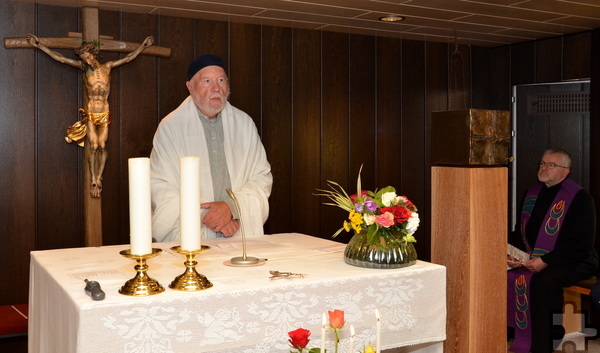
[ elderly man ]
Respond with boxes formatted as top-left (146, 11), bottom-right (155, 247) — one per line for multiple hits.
top-left (150, 54), bottom-right (272, 241)
top-left (507, 148), bottom-right (598, 353)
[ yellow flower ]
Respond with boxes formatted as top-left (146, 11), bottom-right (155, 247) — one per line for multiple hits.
top-left (364, 345), bottom-right (375, 353)
top-left (349, 210), bottom-right (363, 224)
top-left (343, 221), bottom-right (351, 232)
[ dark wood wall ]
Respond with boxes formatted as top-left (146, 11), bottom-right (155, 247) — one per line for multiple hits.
top-left (0, 1), bottom-right (597, 315)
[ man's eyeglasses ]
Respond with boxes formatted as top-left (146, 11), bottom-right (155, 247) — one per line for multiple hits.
top-left (538, 161), bottom-right (569, 169)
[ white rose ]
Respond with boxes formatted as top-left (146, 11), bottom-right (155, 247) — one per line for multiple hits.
top-left (363, 213), bottom-right (375, 226)
top-left (381, 192), bottom-right (397, 207)
top-left (405, 213), bottom-right (420, 235)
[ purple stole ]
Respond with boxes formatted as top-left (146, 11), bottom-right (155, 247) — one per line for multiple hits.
top-left (507, 179), bottom-right (581, 353)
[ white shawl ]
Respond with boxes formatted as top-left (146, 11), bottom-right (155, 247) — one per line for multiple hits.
top-left (150, 97), bottom-right (272, 242)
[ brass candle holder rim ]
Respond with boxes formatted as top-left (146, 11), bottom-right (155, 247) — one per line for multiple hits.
top-left (119, 247), bottom-right (162, 259)
top-left (170, 245), bottom-right (211, 255)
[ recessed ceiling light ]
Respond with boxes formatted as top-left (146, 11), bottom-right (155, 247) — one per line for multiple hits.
top-left (379, 15), bottom-right (405, 22)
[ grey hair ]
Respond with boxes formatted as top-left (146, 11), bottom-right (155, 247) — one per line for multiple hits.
top-left (543, 148), bottom-right (572, 168)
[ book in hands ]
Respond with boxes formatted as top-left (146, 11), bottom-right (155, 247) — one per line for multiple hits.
top-left (507, 244), bottom-right (530, 270)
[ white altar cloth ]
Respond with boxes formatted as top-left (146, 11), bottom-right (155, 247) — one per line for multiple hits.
top-left (29, 233), bottom-right (446, 353)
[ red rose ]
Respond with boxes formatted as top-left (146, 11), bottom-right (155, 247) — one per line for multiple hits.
top-left (390, 205), bottom-right (411, 224)
top-left (288, 328), bottom-right (311, 349)
top-left (350, 190), bottom-right (369, 204)
top-left (328, 309), bottom-right (345, 329)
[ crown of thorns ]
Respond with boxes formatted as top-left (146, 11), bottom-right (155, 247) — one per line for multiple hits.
top-left (75, 40), bottom-right (102, 58)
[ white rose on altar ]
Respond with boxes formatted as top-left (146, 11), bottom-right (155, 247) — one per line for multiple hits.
top-left (405, 212), bottom-right (420, 235)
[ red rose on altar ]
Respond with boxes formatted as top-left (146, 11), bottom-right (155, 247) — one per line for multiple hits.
top-left (288, 328), bottom-right (311, 349)
top-left (328, 309), bottom-right (345, 329)
top-left (381, 206), bottom-right (411, 224)
top-left (350, 190), bottom-right (369, 204)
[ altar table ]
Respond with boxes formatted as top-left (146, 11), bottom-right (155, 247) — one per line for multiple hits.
top-left (29, 233), bottom-right (446, 353)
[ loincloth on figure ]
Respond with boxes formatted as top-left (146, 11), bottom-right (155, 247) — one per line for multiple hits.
top-left (65, 109), bottom-right (111, 147)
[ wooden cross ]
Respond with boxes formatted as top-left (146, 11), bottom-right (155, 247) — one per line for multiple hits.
top-left (4, 7), bottom-right (171, 247)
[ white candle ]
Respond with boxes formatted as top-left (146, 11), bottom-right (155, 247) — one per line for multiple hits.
top-left (375, 309), bottom-right (381, 353)
top-left (349, 325), bottom-right (355, 353)
top-left (321, 312), bottom-right (327, 352)
top-left (180, 156), bottom-right (201, 251)
top-left (128, 158), bottom-right (153, 255)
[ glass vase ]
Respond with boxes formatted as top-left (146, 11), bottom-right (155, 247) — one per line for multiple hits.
top-left (344, 230), bottom-right (417, 269)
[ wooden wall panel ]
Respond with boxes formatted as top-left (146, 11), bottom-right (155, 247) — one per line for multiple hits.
top-left (423, 41), bottom-right (448, 261)
top-left (229, 23), bottom-right (261, 130)
top-left (158, 16), bottom-right (195, 120)
top-left (349, 34), bottom-right (376, 184)
top-left (321, 31), bottom-right (350, 239)
top-left (195, 20), bottom-right (229, 63)
top-left (563, 31), bottom-right (592, 80)
top-left (489, 46), bottom-right (511, 111)
top-left (590, 29), bottom-right (600, 257)
top-left (261, 26), bottom-right (293, 234)
top-left (0, 0), bottom-right (35, 307)
top-left (511, 41), bottom-right (535, 85)
top-left (376, 36), bottom-right (402, 189)
top-left (291, 29), bottom-right (321, 237)
top-left (401, 39), bottom-right (427, 258)
top-left (35, 5), bottom-right (82, 250)
top-left (535, 36), bottom-right (563, 83)
top-left (117, 11), bottom-right (160, 245)
top-left (448, 44), bottom-right (471, 110)
top-left (470, 45), bottom-right (491, 110)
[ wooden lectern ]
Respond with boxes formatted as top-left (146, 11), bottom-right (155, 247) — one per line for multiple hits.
top-left (431, 166), bottom-right (508, 353)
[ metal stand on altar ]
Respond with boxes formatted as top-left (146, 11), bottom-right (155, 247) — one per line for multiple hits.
top-left (223, 188), bottom-right (265, 267)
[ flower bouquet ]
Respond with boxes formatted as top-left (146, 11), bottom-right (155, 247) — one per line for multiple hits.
top-left (317, 166), bottom-right (419, 268)
top-left (288, 310), bottom-right (376, 353)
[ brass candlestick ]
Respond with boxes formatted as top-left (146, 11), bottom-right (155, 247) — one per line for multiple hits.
top-left (169, 245), bottom-right (213, 291)
top-left (119, 248), bottom-right (165, 296)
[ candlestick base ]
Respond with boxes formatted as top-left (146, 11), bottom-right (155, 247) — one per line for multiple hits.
top-left (169, 246), bottom-right (213, 291)
top-left (119, 248), bottom-right (165, 296)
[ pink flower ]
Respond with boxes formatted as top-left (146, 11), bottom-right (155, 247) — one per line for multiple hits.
top-left (374, 212), bottom-right (395, 227)
top-left (328, 309), bottom-right (345, 329)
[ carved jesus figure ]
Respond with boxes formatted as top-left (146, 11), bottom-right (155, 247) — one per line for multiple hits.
top-left (27, 34), bottom-right (154, 197)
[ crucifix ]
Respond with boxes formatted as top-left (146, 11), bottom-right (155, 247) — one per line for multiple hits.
top-left (4, 7), bottom-right (171, 247)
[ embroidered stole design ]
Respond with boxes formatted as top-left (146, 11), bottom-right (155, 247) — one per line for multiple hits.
top-left (507, 179), bottom-right (581, 353)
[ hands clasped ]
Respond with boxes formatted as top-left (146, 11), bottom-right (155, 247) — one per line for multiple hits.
top-left (507, 255), bottom-right (548, 273)
top-left (201, 201), bottom-right (240, 237)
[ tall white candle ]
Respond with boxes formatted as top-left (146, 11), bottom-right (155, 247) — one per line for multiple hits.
top-left (321, 312), bottom-right (327, 352)
top-left (128, 158), bottom-right (153, 255)
top-left (375, 308), bottom-right (381, 353)
top-left (349, 325), bottom-right (355, 353)
top-left (180, 156), bottom-right (201, 251)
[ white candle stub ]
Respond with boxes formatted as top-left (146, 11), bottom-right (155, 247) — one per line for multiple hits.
top-left (128, 157), bottom-right (152, 255)
top-left (180, 156), bottom-right (201, 251)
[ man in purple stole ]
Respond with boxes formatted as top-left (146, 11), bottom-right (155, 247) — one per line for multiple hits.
top-left (508, 149), bottom-right (598, 353)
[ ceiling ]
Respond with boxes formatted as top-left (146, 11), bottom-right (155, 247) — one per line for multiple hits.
top-left (10, 0), bottom-right (600, 47)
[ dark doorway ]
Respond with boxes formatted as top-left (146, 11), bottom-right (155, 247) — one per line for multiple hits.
top-left (510, 81), bottom-right (590, 230)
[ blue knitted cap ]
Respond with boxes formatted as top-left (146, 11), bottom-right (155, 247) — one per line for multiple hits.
top-left (187, 54), bottom-right (226, 80)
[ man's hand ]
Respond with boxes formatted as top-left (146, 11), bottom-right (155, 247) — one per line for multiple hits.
top-left (200, 201), bottom-right (233, 233)
top-left (523, 257), bottom-right (548, 273)
top-left (220, 219), bottom-right (240, 238)
top-left (507, 255), bottom-right (523, 269)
